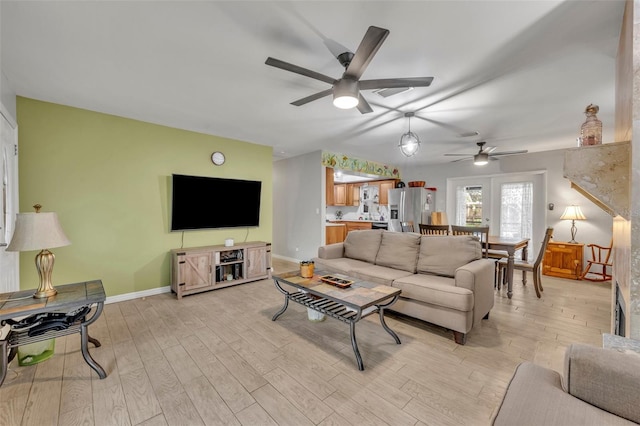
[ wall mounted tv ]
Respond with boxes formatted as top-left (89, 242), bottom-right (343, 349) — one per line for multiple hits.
top-left (171, 174), bottom-right (262, 231)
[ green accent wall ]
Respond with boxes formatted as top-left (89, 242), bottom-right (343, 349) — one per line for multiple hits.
top-left (16, 97), bottom-right (273, 297)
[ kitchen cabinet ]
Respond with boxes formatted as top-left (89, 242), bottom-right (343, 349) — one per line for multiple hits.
top-left (346, 183), bottom-right (361, 206)
top-left (542, 241), bottom-right (584, 280)
top-left (344, 221), bottom-right (372, 234)
top-left (331, 221), bottom-right (373, 235)
top-left (379, 180), bottom-right (396, 205)
top-left (326, 169), bottom-right (335, 205)
top-left (325, 168), bottom-right (397, 207)
top-left (334, 184), bottom-right (347, 206)
top-left (170, 241), bottom-right (271, 299)
top-left (326, 224), bottom-right (346, 244)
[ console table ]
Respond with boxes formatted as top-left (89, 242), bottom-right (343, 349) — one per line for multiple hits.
top-left (0, 280), bottom-right (107, 386)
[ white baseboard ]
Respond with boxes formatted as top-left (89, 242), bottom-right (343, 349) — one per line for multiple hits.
top-left (105, 285), bottom-right (171, 304)
top-left (272, 253), bottom-right (302, 264)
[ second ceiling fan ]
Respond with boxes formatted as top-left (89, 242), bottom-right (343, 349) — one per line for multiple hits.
top-left (445, 142), bottom-right (528, 165)
top-left (265, 26), bottom-right (434, 114)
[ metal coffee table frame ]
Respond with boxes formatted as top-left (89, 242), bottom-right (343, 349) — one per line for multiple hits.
top-left (0, 280), bottom-right (107, 386)
top-left (272, 272), bottom-right (401, 371)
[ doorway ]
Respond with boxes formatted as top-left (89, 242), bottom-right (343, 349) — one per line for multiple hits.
top-left (447, 171), bottom-right (546, 260)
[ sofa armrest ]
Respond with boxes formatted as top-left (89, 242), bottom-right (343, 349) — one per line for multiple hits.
top-left (454, 259), bottom-right (494, 292)
top-left (317, 243), bottom-right (345, 259)
top-left (563, 343), bottom-right (640, 424)
top-left (454, 259), bottom-right (495, 324)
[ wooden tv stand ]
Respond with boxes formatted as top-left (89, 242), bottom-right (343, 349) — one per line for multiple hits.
top-left (170, 241), bottom-right (271, 299)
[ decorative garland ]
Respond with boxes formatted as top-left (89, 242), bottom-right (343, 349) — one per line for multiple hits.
top-left (321, 151), bottom-right (400, 179)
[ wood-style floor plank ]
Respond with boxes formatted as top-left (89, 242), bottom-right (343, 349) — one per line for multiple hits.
top-left (0, 258), bottom-right (613, 425)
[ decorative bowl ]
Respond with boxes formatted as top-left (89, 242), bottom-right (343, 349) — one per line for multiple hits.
top-left (408, 181), bottom-right (426, 187)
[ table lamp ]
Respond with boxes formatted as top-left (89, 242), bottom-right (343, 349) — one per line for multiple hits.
top-left (6, 204), bottom-right (71, 298)
top-left (560, 205), bottom-right (586, 244)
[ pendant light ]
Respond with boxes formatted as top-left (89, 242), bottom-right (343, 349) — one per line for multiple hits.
top-left (399, 112), bottom-right (421, 157)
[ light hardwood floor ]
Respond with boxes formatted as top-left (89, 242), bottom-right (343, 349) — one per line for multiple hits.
top-left (0, 258), bottom-right (611, 426)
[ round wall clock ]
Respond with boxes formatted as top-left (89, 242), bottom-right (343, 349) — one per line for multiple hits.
top-left (211, 151), bottom-right (225, 166)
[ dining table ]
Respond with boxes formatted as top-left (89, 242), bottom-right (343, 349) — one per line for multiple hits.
top-left (487, 236), bottom-right (530, 299)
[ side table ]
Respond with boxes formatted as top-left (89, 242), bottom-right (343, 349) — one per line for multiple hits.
top-left (542, 241), bottom-right (584, 280)
top-left (0, 280), bottom-right (107, 386)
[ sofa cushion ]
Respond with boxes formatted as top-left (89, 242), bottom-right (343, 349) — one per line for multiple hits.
top-left (350, 264), bottom-right (415, 287)
top-left (343, 229), bottom-right (383, 264)
top-left (312, 257), bottom-right (373, 276)
top-left (392, 274), bottom-right (473, 312)
top-left (375, 231), bottom-right (421, 273)
top-left (417, 235), bottom-right (481, 277)
top-left (563, 344), bottom-right (640, 424)
top-left (492, 362), bottom-right (634, 426)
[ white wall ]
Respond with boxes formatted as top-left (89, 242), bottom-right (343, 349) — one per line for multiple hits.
top-left (1, 0), bottom-right (17, 123)
top-left (272, 150), bottom-right (324, 262)
top-left (401, 148), bottom-right (613, 249)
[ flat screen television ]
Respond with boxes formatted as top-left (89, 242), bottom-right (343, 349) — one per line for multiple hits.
top-left (171, 174), bottom-right (262, 231)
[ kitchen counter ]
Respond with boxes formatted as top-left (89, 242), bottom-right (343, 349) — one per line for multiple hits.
top-left (326, 222), bottom-right (346, 227)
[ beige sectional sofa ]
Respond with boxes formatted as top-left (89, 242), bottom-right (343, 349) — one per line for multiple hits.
top-left (492, 343), bottom-right (640, 425)
top-left (313, 229), bottom-right (495, 344)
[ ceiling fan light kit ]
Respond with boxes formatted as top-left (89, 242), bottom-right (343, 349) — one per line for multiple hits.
top-left (332, 79), bottom-right (360, 109)
top-left (399, 112), bottom-right (421, 157)
top-left (473, 152), bottom-right (489, 166)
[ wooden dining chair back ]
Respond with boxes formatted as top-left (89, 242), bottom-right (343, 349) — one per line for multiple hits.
top-left (580, 239), bottom-right (613, 282)
top-left (451, 225), bottom-right (490, 258)
top-left (401, 221), bottom-right (415, 232)
top-left (419, 224), bottom-right (450, 235)
top-left (498, 227), bottom-right (553, 298)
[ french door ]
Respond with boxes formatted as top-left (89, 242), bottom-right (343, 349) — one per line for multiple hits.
top-left (0, 110), bottom-right (19, 293)
top-left (447, 172), bottom-right (546, 260)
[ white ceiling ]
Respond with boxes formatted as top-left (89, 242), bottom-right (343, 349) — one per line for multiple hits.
top-left (0, 1), bottom-right (626, 168)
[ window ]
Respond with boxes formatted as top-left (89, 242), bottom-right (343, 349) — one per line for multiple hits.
top-left (455, 185), bottom-right (483, 226)
top-left (499, 182), bottom-right (533, 240)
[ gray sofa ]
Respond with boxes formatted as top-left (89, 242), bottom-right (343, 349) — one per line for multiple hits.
top-left (313, 229), bottom-right (495, 344)
top-left (493, 343), bottom-right (640, 425)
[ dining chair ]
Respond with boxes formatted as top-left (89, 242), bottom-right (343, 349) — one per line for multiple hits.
top-left (419, 224), bottom-right (450, 235)
top-left (580, 239), bottom-right (613, 281)
top-left (401, 221), bottom-right (415, 232)
top-left (451, 225), bottom-right (490, 258)
top-left (497, 227), bottom-right (553, 298)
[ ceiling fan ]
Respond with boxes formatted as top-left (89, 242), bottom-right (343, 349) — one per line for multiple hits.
top-left (265, 26), bottom-right (434, 114)
top-left (445, 142), bottom-right (528, 165)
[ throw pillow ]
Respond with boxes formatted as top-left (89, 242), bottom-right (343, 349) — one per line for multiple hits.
top-left (344, 229), bottom-right (383, 264)
top-left (375, 231), bottom-right (421, 273)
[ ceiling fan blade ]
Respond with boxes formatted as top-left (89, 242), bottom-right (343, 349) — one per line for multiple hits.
top-left (490, 150), bottom-right (529, 156)
top-left (344, 26), bottom-right (389, 80)
top-left (291, 88), bottom-right (333, 106)
top-left (265, 57), bottom-right (336, 85)
top-left (356, 93), bottom-right (373, 114)
top-left (450, 157), bottom-right (472, 163)
top-left (482, 146), bottom-right (498, 153)
top-left (359, 77), bottom-right (434, 90)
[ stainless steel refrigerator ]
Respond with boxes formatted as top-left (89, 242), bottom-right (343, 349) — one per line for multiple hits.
top-left (388, 187), bottom-right (436, 232)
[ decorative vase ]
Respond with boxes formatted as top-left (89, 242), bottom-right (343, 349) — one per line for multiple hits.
top-left (578, 104), bottom-right (602, 146)
top-left (300, 260), bottom-right (314, 278)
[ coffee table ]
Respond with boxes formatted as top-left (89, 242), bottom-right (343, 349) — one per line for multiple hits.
top-left (272, 270), bottom-right (401, 370)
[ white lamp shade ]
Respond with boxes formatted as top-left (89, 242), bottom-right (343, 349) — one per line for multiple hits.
top-left (6, 212), bottom-right (71, 252)
top-left (560, 205), bottom-right (586, 221)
